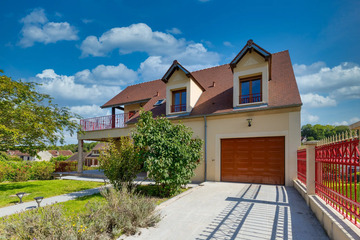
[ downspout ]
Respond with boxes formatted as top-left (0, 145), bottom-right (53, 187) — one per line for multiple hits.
top-left (204, 116), bottom-right (207, 182)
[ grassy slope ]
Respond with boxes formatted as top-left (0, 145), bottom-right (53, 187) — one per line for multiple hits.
top-left (0, 180), bottom-right (104, 207)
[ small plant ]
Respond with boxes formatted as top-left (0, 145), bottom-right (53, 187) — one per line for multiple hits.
top-left (99, 137), bottom-right (142, 189)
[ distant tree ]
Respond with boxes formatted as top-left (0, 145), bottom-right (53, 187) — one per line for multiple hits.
top-left (0, 70), bottom-right (80, 156)
top-left (301, 124), bottom-right (350, 140)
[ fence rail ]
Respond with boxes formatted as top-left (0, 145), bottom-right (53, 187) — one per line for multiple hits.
top-left (315, 130), bottom-right (360, 227)
top-left (297, 148), bottom-right (307, 185)
top-left (80, 112), bottom-right (134, 132)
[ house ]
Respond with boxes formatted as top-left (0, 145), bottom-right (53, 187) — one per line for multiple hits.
top-left (48, 150), bottom-right (73, 158)
top-left (35, 151), bottom-right (53, 161)
top-left (78, 40), bottom-right (302, 186)
top-left (7, 150), bottom-right (35, 161)
top-left (84, 143), bottom-right (107, 167)
top-left (350, 121), bottom-right (360, 131)
top-left (67, 151), bottom-right (89, 162)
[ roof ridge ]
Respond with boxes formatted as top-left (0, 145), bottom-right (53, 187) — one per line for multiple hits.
top-left (190, 63), bottom-right (229, 74)
top-left (127, 78), bottom-right (163, 88)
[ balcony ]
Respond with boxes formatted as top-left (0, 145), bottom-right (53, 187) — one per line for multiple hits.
top-left (80, 112), bottom-right (134, 132)
top-left (240, 93), bottom-right (262, 104)
top-left (171, 104), bottom-right (186, 113)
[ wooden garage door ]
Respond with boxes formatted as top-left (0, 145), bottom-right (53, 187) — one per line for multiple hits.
top-left (221, 136), bottom-right (285, 185)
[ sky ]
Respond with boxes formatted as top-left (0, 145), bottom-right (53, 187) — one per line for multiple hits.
top-left (1, 0), bottom-right (360, 144)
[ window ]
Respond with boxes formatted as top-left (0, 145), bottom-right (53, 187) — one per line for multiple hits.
top-left (171, 89), bottom-right (186, 112)
top-left (154, 99), bottom-right (165, 106)
top-left (239, 75), bottom-right (262, 104)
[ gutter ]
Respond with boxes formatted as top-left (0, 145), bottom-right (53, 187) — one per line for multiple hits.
top-left (204, 116), bottom-right (207, 182)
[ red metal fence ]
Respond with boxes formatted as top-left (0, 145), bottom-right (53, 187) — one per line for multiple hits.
top-left (80, 112), bottom-right (134, 131)
top-left (297, 148), bottom-right (306, 185)
top-left (315, 132), bottom-right (360, 227)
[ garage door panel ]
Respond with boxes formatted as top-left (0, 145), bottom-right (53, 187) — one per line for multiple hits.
top-left (221, 136), bottom-right (285, 185)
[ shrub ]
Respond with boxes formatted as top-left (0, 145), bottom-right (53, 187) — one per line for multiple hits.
top-left (54, 161), bottom-right (77, 172)
top-left (132, 110), bottom-right (203, 197)
top-left (81, 187), bottom-right (159, 237)
top-left (99, 137), bottom-right (142, 189)
top-left (30, 161), bottom-right (55, 180)
top-left (0, 161), bottom-right (55, 182)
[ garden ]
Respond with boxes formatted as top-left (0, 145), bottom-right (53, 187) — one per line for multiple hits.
top-left (0, 110), bottom-right (203, 239)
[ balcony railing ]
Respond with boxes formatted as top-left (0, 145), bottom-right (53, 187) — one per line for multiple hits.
top-left (171, 104), bottom-right (186, 113)
top-left (240, 93), bottom-right (262, 104)
top-left (80, 112), bottom-right (134, 132)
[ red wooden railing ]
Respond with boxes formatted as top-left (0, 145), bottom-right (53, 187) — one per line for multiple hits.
top-left (171, 104), bottom-right (186, 112)
top-left (240, 93), bottom-right (262, 104)
top-left (315, 133), bottom-right (360, 227)
top-left (80, 112), bottom-right (134, 131)
top-left (297, 148), bottom-right (307, 185)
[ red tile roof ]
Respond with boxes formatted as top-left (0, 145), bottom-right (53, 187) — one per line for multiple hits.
top-left (102, 50), bottom-right (301, 119)
top-left (48, 150), bottom-right (73, 157)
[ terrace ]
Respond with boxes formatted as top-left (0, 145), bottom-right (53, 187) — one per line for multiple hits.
top-left (80, 112), bottom-right (135, 132)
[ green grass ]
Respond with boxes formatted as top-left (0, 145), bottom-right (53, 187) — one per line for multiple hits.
top-left (0, 180), bottom-right (104, 207)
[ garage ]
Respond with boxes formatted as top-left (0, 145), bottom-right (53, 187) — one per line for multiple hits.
top-left (221, 136), bottom-right (285, 185)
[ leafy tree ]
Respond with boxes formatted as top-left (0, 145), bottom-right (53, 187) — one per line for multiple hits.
top-left (99, 137), bottom-right (141, 189)
top-left (301, 124), bottom-right (350, 140)
top-left (0, 70), bottom-right (80, 156)
top-left (132, 111), bottom-right (203, 197)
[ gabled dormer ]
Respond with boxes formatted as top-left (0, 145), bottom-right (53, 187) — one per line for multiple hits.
top-left (230, 40), bottom-right (271, 108)
top-left (162, 60), bottom-right (205, 115)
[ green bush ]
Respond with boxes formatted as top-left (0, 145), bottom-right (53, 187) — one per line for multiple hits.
top-left (132, 110), bottom-right (203, 197)
top-left (0, 161), bottom-right (55, 182)
top-left (51, 155), bottom-right (71, 162)
top-left (0, 187), bottom-right (159, 239)
top-left (99, 137), bottom-right (142, 189)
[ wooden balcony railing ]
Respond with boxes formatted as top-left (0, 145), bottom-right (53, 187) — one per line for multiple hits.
top-left (171, 104), bottom-right (186, 113)
top-left (240, 93), bottom-right (262, 104)
top-left (80, 112), bottom-right (135, 132)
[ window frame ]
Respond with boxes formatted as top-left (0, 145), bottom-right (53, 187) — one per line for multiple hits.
top-left (171, 89), bottom-right (187, 112)
top-left (239, 75), bottom-right (262, 104)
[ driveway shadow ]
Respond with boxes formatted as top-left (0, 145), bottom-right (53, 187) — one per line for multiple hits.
top-left (196, 184), bottom-right (328, 240)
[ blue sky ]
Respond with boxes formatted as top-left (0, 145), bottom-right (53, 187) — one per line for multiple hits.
top-left (1, 0), bottom-right (360, 144)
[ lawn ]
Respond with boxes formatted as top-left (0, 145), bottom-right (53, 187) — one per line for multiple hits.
top-left (0, 180), bottom-right (104, 207)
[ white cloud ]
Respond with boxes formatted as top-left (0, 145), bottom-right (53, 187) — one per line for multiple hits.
top-left (19, 8), bottom-right (78, 47)
top-left (82, 19), bottom-right (93, 24)
top-left (79, 23), bottom-right (220, 68)
top-left (330, 86), bottom-right (360, 100)
top-left (301, 93), bottom-right (336, 108)
top-left (302, 113), bottom-right (320, 124)
top-left (333, 117), bottom-right (360, 126)
top-left (70, 104), bottom-right (110, 119)
top-left (35, 69), bottom-right (121, 105)
top-left (223, 41), bottom-right (233, 47)
top-left (75, 63), bottom-right (138, 86)
top-left (166, 27), bottom-right (182, 35)
top-left (295, 62), bottom-right (360, 97)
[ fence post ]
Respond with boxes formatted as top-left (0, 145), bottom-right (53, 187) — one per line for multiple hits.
top-left (305, 141), bottom-right (318, 195)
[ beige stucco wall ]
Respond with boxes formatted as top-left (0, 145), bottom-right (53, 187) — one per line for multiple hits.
top-left (165, 70), bottom-right (202, 115)
top-left (232, 51), bottom-right (269, 108)
top-left (78, 126), bottom-right (133, 141)
top-left (205, 107), bottom-right (300, 186)
top-left (124, 103), bottom-right (143, 113)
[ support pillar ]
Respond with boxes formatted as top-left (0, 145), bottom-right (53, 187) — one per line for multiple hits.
top-left (78, 139), bottom-right (84, 173)
top-left (305, 141), bottom-right (318, 195)
top-left (112, 107), bottom-right (116, 129)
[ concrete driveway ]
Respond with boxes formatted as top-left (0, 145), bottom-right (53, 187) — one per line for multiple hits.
top-left (124, 182), bottom-right (328, 240)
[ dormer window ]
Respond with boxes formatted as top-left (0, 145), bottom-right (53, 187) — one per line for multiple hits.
top-left (171, 89), bottom-right (186, 112)
top-left (240, 75), bottom-right (262, 104)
